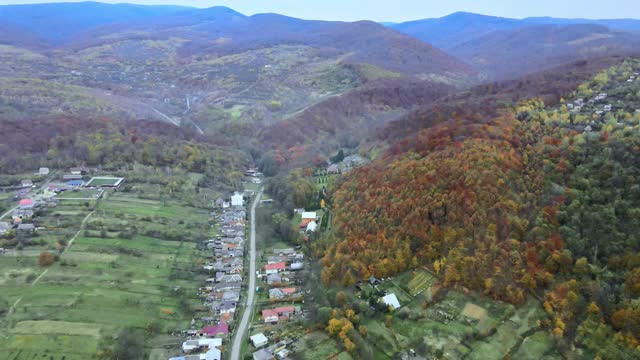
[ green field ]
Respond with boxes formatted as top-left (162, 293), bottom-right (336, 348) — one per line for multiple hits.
top-left (0, 184), bottom-right (209, 359)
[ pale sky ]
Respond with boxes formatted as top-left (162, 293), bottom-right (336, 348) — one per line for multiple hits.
top-left (0, 0), bottom-right (639, 22)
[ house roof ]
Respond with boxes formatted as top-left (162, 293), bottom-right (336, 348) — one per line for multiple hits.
top-left (264, 262), bottom-right (286, 271)
top-left (250, 333), bottom-right (268, 346)
top-left (382, 293), bottom-right (401, 309)
top-left (274, 306), bottom-right (295, 313)
top-left (19, 199), bottom-right (33, 206)
top-left (282, 288), bottom-right (296, 295)
top-left (306, 221), bottom-right (318, 232)
top-left (301, 212), bottom-right (316, 219)
top-left (262, 309), bottom-right (278, 319)
top-left (201, 324), bottom-right (229, 336)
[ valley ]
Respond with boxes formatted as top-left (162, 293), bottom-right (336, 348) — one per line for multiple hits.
top-left (1, 2), bottom-right (640, 360)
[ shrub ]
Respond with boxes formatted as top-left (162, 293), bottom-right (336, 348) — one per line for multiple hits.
top-left (38, 251), bottom-right (56, 267)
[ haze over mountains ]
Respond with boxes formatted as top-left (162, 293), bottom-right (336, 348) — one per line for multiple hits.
top-left (0, 1), bottom-right (638, 147)
top-left (390, 12), bottom-right (640, 80)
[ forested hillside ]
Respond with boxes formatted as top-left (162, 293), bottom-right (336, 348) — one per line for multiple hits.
top-left (0, 116), bottom-right (248, 190)
top-left (319, 58), bottom-right (640, 358)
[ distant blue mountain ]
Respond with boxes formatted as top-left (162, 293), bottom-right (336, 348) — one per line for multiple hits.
top-left (389, 12), bottom-right (640, 49)
top-left (0, 1), bottom-right (196, 43)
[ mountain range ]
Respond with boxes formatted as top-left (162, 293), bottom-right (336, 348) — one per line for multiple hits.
top-left (0, 2), bottom-right (638, 142)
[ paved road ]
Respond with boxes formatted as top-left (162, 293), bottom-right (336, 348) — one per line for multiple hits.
top-left (230, 188), bottom-right (263, 360)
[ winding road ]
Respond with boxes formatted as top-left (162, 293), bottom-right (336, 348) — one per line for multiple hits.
top-left (230, 188), bottom-right (263, 360)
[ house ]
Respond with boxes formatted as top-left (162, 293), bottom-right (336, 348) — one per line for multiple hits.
top-left (276, 349), bottom-right (290, 359)
top-left (306, 221), bottom-right (318, 233)
top-left (21, 180), bottom-right (33, 188)
top-left (38, 167), bottom-right (50, 175)
top-left (369, 276), bottom-right (382, 285)
top-left (265, 262), bottom-right (286, 274)
top-left (69, 167), bottom-right (87, 175)
top-left (382, 293), bottom-right (401, 310)
top-left (262, 306), bottom-right (295, 323)
top-left (19, 199), bottom-right (34, 209)
top-left (231, 192), bottom-right (244, 207)
top-left (262, 309), bottom-right (279, 323)
top-left (12, 209), bottom-right (33, 221)
top-left (182, 338), bottom-right (223, 353)
top-left (300, 212), bottom-right (317, 226)
top-left (253, 348), bottom-right (275, 360)
top-left (327, 164), bottom-right (340, 174)
top-left (201, 324), bottom-right (229, 337)
top-left (219, 301), bottom-right (237, 314)
top-left (17, 224), bottom-right (35, 232)
top-left (290, 262), bottom-right (304, 271)
top-left (250, 333), bottom-right (269, 348)
top-left (221, 291), bottom-right (240, 302)
top-left (270, 288), bottom-right (297, 300)
top-left (267, 273), bottom-right (281, 285)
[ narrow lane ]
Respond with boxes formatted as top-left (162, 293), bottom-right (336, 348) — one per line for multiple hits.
top-left (230, 188), bottom-right (263, 360)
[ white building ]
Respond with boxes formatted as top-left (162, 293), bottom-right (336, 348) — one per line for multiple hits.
top-left (38, 167), bottom-right (50, 175)
top-left (306, 221), bottom-right (318, 233)
top-left (231, 192), bottom-right (244, 207)
top-left (382, 293), bottom-right (401, 310)
top-left (250, 333), bottom-right (268, 348)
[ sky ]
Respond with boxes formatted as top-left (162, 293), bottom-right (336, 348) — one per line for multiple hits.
top-left (0, 0), bottom-right (639, 22)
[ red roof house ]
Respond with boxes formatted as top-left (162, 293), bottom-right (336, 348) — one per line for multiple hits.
top-left (201, 323), bottom-right (229, 336)
top-left (19, 199), bottom-right (34, 207)
top-left (265, 261), bottom-right (286, 274)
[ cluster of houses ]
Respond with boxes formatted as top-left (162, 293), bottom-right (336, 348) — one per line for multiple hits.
top-left (170, 193), bottom-right (250, 360)
top-left (245, 247), bottom-right (306, 360)
top-left (251, 338), bottom-right (293, 360)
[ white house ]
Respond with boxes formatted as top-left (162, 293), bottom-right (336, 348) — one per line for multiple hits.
top-left (250, 333), bottom-right (268, 348)
top-left (382, 293), bottom-right (401, 310)
top-left (301, 212), bottom-right (317, 222)
top-left (182, 338), bottom-right (222, 353)
top-left (38, 167), bottom-right (50, 175)
top-left (306, 221), bottom-right (318, 233)
top-left (231, 192), bottom-right (244, 207)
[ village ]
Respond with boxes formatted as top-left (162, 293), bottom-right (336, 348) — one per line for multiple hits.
top-left (0, 166), bottom-right (124, 253)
